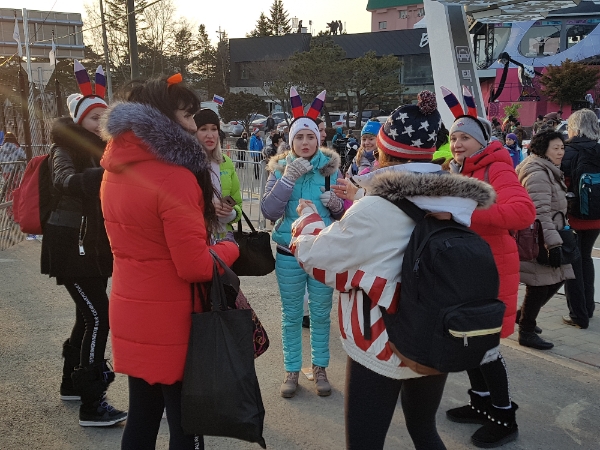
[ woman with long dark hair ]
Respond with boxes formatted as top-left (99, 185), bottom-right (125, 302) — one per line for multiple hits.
top-left (100, 74), bottom-right (239, 449)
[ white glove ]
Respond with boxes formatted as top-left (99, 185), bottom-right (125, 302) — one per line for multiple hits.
top-left (320, 187), bottom-right (344, 214)
top-left (283, 156), bottom-right (313, 183)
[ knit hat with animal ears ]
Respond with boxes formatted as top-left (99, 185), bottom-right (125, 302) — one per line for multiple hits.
top-left (67, 60), bottom-right (108, 124)
top-left (444, 86), bottom-right (492, 148)
top-left (288, 87), bottom-right (326, 147)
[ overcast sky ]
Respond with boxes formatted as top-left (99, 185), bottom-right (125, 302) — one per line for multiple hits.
top-left (17, 0), bottom-right (372, 42)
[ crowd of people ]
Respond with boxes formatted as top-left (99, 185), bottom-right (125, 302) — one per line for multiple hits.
top-left (2, 61), bottom-right (600, 450)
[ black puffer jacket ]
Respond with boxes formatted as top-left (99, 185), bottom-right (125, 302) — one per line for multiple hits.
top-left (561, 136), bottom-right (599, 187)
top-left (41, 117), bottom-right (113, 281)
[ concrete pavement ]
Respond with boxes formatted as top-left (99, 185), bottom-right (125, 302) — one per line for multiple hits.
top-left (1, 239), bottom-right (600, 449)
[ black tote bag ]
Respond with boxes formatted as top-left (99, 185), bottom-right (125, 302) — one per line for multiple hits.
top-left (231, 211), bottom-right (275, 277)
top-left (181, 250), bottom-right (266, 448)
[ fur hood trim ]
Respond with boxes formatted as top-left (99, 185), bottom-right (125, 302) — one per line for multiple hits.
top-left (100, 102), bottom-right (209, 173)
top-left (369, 170), bottom-right (496, 209)
top-left (51, 117), bottom-right (106, 158)
top-left (267, 147), bottom-right (341, 177)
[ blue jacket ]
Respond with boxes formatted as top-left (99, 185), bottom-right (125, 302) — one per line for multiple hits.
top-left (504, 143), bottom-right (522, 169)
top-left (249, 134), bottom-right (263, 157)
top-left (261, 148), bottom-right (342, 248)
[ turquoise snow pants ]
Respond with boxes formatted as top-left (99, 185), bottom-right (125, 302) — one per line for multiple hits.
top-left (275, 253), bottom-right (333, 372)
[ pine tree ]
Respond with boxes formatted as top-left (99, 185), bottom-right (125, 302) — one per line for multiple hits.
top-left (268, 0), bottom-right (291, 36)
top-left (247, 12), bottom-right (272, 38)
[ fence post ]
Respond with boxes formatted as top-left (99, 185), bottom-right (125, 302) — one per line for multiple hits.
top-left (55, 79), bottom-right (63, 118)
top-left (18, 67), bottom-right (32, 161)
top-left (258, 160), bottom-right (267, 230)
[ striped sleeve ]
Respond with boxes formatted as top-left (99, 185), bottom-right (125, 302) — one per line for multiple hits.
top-left (290, 201), bottom-right (401, 309)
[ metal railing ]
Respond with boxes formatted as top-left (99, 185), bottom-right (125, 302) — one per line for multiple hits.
top-left (224, 149), bottom-right (268, 230)
top-left (0, 161), bottom-right (27, 251)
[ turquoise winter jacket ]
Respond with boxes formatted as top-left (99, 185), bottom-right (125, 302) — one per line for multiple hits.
top-left (261, 148), bottom-right (342, 248)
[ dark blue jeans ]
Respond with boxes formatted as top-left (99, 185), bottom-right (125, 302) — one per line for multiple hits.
top-left (564, 228), bottom-right (600, 327)
top-left (121, 376), bottom-right (203, 450)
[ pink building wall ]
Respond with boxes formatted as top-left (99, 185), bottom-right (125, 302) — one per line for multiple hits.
top-left (370, 3), bottom-right (425, 32)
top-left (483, 68), bottom-right (585, 127)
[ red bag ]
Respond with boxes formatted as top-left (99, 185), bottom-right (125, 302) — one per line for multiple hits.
top-left (12, 154), bottom-right (53, 234)
top-left (512, 219), bottom-right (544, 261)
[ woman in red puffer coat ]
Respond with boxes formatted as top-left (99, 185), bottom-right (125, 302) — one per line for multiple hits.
top-left (444, 113), bottom-right (535, 449)
top-left (100, 76), bottom-right (238, 449)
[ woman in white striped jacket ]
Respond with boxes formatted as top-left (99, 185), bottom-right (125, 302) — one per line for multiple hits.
top-left (289, 94), bottom-right (496, 450)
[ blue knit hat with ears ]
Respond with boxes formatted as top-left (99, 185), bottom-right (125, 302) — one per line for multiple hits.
top-left (362, 119), bottom-right (382, 136)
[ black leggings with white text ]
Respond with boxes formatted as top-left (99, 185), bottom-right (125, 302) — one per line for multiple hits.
top-left (64, 277), bottom-right (109, 367)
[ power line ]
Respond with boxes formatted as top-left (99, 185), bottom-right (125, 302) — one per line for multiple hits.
top-left (29, 0), bottom-right (164, 45)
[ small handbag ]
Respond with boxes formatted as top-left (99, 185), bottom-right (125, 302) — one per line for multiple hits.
top-left (231, 211), bottom-right (275, 277)
top-left (512, 219), bottom-right (544, 261)
top-left (234, 290), bottom-right (270, 358)
top-left (537, 212), bottom-right (580, 266)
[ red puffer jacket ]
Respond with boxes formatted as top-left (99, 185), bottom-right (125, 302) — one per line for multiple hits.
top-left (100, 103), bottom-right (239, 385)
top-left (461, 140), bottom-right (536, 337)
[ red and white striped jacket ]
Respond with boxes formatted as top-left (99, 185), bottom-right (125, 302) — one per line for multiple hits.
top-left (291, 196), bottom-right (419, 379)
top-left (290, 166), bottom-right (494, 379)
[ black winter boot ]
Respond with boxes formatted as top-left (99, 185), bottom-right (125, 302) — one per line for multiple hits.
top-left (71, 361), bottom-right (127, 427)
top-left (515, 310), bottom-right (542, 334)
top-left (471, 402), bottom-right (519, 448)
top-left (518, 329), bottom-right (554, 350)
top-left (446, 390), bottom-right (492, 424)
top-left (60, 339), bottom-right (81, 401)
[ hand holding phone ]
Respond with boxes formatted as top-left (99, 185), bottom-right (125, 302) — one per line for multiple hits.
top-left (222, 195), bottom-right (237, 207)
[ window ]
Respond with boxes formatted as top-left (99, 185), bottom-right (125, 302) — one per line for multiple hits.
top-left (240, 64), bottom-right (249, 80)
top-left (379, 21), bottom-right (387, 30)
top-left (417, 8), bottom-right (425, 17)
top-left (399, 10), bottom-right (407, 19)
top-left (519, 23), bottom-right (561, 57)
top-left (400, 54), bottom-right (433, 86)
top-left (566, 24), bottom-right (598, 49)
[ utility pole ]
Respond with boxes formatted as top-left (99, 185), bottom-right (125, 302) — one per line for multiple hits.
top-left (126, 0), bottom-right (139, 80)
top-left (99, 0), bottom-right (113, 101)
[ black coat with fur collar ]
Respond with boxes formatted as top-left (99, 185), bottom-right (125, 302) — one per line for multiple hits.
top-left (41, 117), bottom-right (113, 281)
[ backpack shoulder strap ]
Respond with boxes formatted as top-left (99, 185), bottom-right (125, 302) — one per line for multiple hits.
top-left (387, 197), bottom-right (427, 223)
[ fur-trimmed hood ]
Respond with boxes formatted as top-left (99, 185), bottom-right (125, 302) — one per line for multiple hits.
top-left (51, 116), bottom-right (106, 161)
top-left (100, 102), bottom-right (208, 174)
top-left (369, 167), bottom-right (496, 209)
top-left (366, 163), bottom-right (496, 226)
top-left (267, 147), bottom-right (341, 177)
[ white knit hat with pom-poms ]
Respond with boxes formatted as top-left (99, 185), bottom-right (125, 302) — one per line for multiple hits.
top-left (67, 93), bottom-right (107, 124)
top-left (377, 90), bottom-right (442, 160)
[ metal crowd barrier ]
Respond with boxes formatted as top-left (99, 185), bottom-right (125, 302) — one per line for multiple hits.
top-left (0, 161), bottom-right (27, 251)
top-left (224, 149), bottom-right (268, 230)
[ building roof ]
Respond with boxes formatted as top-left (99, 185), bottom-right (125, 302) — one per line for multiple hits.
top-left (547, 0), bottom-right (600, 16)
top-left (229, 29), bottom-right (430, 63)
top-left (332, 29), bottom-right (429, 58)
top-left (366, 0), bottom-right (423, 11)
top-left (229, 33), bottom-right (311, 63)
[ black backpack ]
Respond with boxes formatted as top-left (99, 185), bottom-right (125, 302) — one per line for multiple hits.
top-left (567, 142), bottom-right (600, 220)
top-left (379, 198), bottom-right (506, 373)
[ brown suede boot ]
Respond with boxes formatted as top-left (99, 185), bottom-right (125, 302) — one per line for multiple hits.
top-left (280, 371), bottom-right (299, 398)
top-left (312, 365), bottom-right (331, 397)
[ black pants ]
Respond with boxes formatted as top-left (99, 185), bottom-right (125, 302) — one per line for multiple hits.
top-left (236, 149), bottom-right (246, 168)
top-left (345, 357), bottom-right (448, 450)
top-left (565, 228), bottom-right (600, 325)
top-left (520, 282), bottom-right (564, 332)
top-left (252, 154), bottom-right (261, 179)
top-left (121, 376), bottom-right (203, 450)
top-left (467, 352), bottom-right (511, 408)
top-left (64, 277), bottom-right (109, 367)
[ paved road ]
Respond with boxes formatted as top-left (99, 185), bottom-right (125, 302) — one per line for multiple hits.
top-left (1, 240), bottom-right (600, 449)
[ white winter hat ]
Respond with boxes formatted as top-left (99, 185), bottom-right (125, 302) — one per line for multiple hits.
top-left (67, 93), bottom-right (107, 124)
